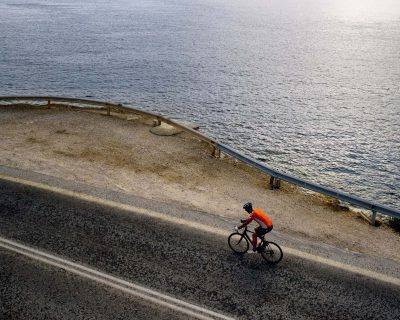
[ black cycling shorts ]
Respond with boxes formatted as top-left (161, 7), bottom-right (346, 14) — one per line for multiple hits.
top-left (257, 225), bottom-right (273, 235)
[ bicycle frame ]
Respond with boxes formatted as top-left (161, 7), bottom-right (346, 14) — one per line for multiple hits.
top-left (238, 225), bottom-right (267, 244)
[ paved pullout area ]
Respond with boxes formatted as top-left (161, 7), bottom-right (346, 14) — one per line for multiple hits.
top-left (1, 105), bottom-right (399, 262)
top-left (1, 179), bottom-right (399, 319)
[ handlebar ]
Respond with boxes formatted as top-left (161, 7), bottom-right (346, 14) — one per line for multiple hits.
top-left (237, 220), bottom-right (254, 233)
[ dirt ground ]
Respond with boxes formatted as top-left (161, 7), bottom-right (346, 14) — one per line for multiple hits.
top-left (1, 105), bottom-right (399, 261)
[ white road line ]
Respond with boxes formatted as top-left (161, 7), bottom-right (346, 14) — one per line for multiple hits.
top-left (1, 173), bottom-right (400, 288)
top-left (0, 236), bottom-right (235, 320)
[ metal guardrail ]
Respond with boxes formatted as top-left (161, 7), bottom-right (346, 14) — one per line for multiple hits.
top-left (217, 143), bottom-right (400, 220)
top-left (1, 96), bottom-right (399, 223)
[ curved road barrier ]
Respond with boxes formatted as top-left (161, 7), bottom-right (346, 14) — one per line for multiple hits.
top-left (1, 96), bottom-right (399, 224)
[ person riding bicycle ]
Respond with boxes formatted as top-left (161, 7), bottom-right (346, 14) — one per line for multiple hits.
top-left (236, 202), bottom-right (273, 252)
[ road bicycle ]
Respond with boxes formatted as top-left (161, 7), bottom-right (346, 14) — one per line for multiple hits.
top-left (228, 220), bottom-right (283, 264)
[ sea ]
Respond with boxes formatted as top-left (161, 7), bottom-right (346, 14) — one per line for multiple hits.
top-left (0, 0), bottom-right (399, 209)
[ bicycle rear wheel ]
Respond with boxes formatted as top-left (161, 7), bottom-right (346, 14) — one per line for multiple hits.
top-left (260, 241), bottom-right (283, 264)
top-left (228, 233), bottom-right (249, 254)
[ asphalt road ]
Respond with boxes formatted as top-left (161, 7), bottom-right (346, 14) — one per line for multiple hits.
top-left (0, 178), bottom-right (399, 319)
top-left (0, 248), bottom-right (185, 320)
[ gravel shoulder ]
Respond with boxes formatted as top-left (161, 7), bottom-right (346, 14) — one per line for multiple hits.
top-left (1, 104), bottom-right (399, 261)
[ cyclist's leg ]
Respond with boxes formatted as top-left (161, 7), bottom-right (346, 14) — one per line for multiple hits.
top-left (252, 227), bottom-right (260, 251)
top-left (258, 227), bottom-right (268, 240)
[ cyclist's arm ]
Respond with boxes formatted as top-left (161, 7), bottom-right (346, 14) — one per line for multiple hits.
top-left (238, 214), bottom-right (255, 229)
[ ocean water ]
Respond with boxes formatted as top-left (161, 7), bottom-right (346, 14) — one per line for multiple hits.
top-left (0, 0), bottom-right (399, 209)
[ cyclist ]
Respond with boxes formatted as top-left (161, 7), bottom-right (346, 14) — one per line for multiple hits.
top-left (236, 202), bottom-right (273, 252)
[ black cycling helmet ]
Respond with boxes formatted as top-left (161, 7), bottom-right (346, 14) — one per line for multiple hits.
top-left (243, 202), bottom-right (253, 214)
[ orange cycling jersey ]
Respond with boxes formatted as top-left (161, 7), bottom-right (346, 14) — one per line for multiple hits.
top-left (247, 208), bottom-right (273, 229)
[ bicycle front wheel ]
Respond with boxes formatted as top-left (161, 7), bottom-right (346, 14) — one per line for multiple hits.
top-left (260, 241), bottom-right (283, 264)
top-left (228, 233), bottom-right (249, 254)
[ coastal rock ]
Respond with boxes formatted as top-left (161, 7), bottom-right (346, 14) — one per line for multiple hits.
top-left (150, 122), bottom-right (183, 136)
top-left (150, 120), bottom-right (200, 136)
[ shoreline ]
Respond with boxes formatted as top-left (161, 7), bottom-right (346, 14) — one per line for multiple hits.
top-left (1, 104), bottom-right (399, 262)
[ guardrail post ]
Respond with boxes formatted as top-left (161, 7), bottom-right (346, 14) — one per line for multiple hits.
top-left (269, 177), bottom-right (274, 189)
top-left (107, 106), bottom-right (111, 116)
top-left (47, 99), bottom-right (51, 109)
top-left (269, 176), bottom-right (281, 190)
top-left (212, 145), bottom-right (221, 158)
top-left (371, 209), bottom-right (377, 227)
